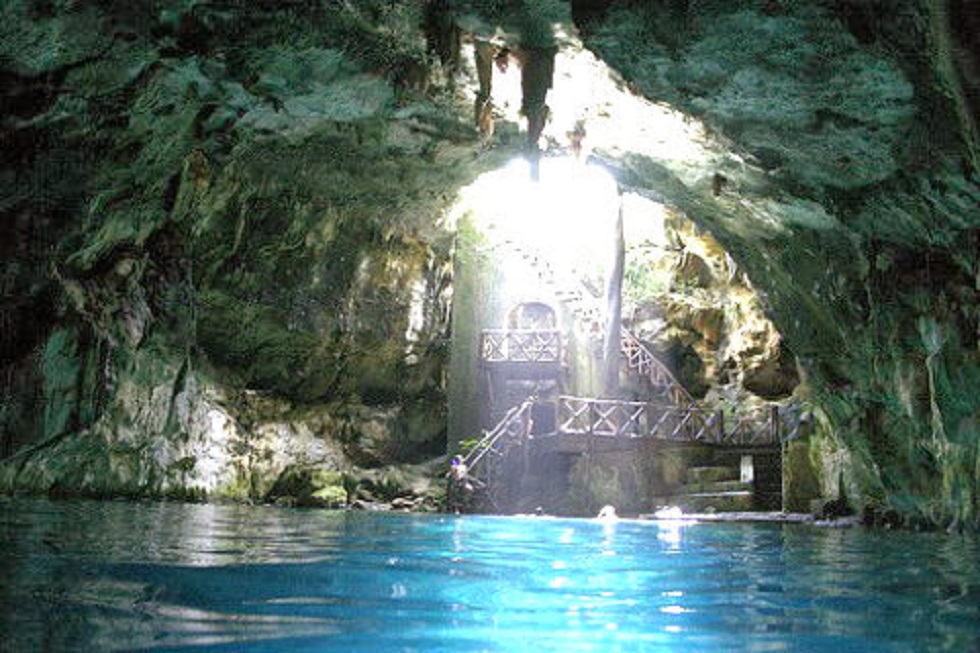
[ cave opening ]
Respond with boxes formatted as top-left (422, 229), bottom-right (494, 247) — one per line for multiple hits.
top-left (447, 156), bottom-right (795, 514)
top-left (440, 5), bottom-right (804, 515)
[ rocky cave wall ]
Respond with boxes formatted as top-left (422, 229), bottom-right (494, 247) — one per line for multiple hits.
top-left (577, 0), bottom-right (980, 529)
top-left (0, 0), bottom-right (495, 502)
top-left (1, 0), bottom-right (979, 528)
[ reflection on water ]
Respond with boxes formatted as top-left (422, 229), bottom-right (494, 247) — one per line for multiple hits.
top-left (2, 498), bottom-right (979, 652)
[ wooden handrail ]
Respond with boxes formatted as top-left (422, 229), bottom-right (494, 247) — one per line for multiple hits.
top-left (619, 328), bottom-right (693, 406)
top-left (493, 238), bottom-right (799, 445)
top-left (463, 397), bottom-right (535, 477)
top-left (499, 240), bottom-right (691, 406)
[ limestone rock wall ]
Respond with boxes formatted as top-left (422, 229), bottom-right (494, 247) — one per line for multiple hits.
top-left (579, 0), bottom-right (980, 529)
top-left (0, 0), bottom-right (485, 501)
top-left (622, 199), bottom-right (796, 404)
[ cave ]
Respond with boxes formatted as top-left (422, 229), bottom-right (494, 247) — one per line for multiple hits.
top-left (3, 1), bottom-right (980, 649)
top-left (1, 0), bottom-right (978, 528)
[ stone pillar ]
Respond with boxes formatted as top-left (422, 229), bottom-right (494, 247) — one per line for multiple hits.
top-left (602, 197), bottom-right (624, 397)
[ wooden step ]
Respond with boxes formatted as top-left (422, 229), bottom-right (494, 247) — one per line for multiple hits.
top-left (653, 490), bottom-right (755, 513)
top-left (684, 479), bottom-right (752, 493)
top-left (686, 466), bottom-right (738, 484)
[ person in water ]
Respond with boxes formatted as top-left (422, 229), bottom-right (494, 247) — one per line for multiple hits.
top-left (450, 455), bottom-right (469, 483)
top-left (596, 505), bottom-right (618, 521)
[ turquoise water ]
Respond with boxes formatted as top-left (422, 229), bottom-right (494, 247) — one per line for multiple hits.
top-left (1, 499), bottom-right (979, 652)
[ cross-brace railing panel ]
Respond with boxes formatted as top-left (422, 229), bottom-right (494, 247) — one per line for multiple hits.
top-left (481, 329), bottom-right (563, 364)
top-left (558, 396), bottom-right (649, 437)
top-left (556, 397), bottom-right (784, 446)
top-left (619, 329), bottom-right (693, 406)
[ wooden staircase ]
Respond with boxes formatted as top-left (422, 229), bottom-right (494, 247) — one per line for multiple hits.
top-left (458, 397), bottom-right (536, 512)
top-left (501, 238), bottom-right (692, 407)
top-left (465, 238), bottom-right (798, 515)
top-left (619, 327), bottom-right (693, 406)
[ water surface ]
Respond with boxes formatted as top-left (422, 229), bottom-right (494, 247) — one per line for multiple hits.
top-left (1, 499), bottom-right (978, 651)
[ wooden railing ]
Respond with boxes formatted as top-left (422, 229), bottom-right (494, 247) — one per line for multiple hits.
top-left (463, 397), bottom-right (536, 487)
top-left (555, 396), bottom-right (785, 447)
top-left (494, 237), bottom-right (801, 447)
top-left (498, 238), bottom-right (691, 407)
top-left (619, 328), bottom-right (693, 406)
top-left (481, 329), bottom-right (563, 364)
top-left (558, 396), bottom-right (649, 438)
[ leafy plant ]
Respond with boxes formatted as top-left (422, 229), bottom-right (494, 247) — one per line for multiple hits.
top-left (458, 437), bottom-right (481, 455)
top-left (624, 257), bottom-right (667, 302)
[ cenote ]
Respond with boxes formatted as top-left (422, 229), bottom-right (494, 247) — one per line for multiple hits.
top-left (2, 499), bottom-right (979, 652)
top-left (4, 1), bottom-right (980, 650)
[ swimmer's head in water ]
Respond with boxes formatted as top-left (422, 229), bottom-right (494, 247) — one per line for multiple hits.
top-left (597, 505), bottom-right (617, 520)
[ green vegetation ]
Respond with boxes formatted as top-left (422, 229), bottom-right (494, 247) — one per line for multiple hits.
top-left (623, 256), bottom-right (669, 302)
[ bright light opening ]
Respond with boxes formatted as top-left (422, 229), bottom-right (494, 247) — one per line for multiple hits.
top-left (455, 155), bottom-right (621, 296)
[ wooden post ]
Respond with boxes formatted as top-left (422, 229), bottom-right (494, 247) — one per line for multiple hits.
top-left (520, 403), bottom-right (531, 510)
top-left (586, 408), bottom-right (595, 514)
top-left (780, 433), bottom-right (787, 514)
top-left (717, 409), bottom-right (725, 444)
top-left (589, 400), bottom-right (596, 438)
top-left (770, 405), bottom-right (780, 444)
